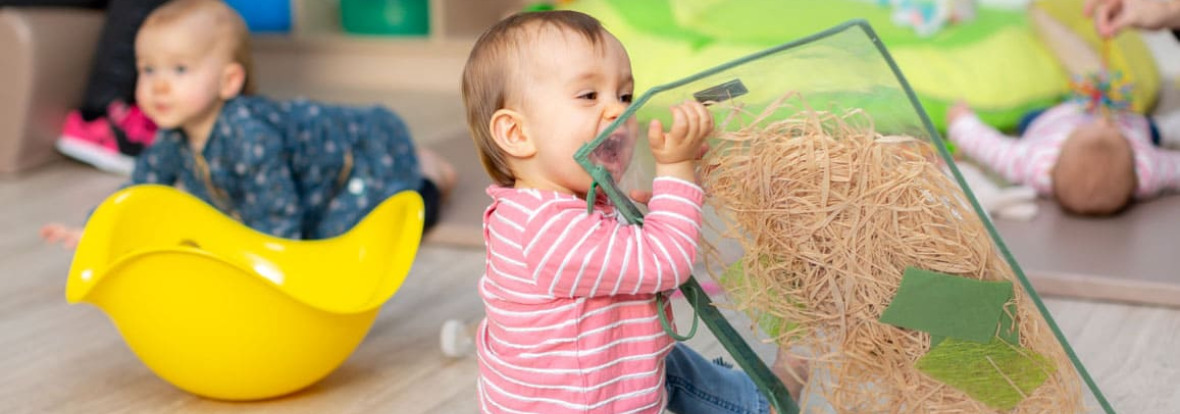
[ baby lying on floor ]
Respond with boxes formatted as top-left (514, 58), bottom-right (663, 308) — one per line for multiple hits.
top-left (947, 101), bottom-right (1180, 216)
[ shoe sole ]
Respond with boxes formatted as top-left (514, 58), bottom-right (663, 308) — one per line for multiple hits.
top-left (56, 136), bottom-right (136, 175)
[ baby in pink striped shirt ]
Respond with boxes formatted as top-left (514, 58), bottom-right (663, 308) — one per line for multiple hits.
top-left (947, 102), bottom-right (1180, 216)
top-left (460, 10), bottom-right (802, 414)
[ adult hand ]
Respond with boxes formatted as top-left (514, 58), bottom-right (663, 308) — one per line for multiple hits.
top-left (1085, 0), bottom-right (1180, 38)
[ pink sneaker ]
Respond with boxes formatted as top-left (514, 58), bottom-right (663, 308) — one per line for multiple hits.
top-left (107, 101), bottom-right (157, 148)
top-left (55, 102), bottom-right (157, 175)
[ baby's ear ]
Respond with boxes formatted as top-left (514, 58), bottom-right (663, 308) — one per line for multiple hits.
top-left (218, 62), bottom-right (246, 99)
top-left (490, 109), bottom-right (535, 158)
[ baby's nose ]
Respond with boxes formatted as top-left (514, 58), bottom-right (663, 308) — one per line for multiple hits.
top-left (151, 78), bottom-right (170, 94)
top-left (604, 100), bottom-right (627, 120)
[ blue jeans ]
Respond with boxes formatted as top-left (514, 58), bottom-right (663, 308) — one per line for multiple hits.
top-left (665, 343), bottom-right (770, 414)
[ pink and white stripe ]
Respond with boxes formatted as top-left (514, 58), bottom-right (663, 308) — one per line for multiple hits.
top-left (476, 177), bottom-right (704, 413)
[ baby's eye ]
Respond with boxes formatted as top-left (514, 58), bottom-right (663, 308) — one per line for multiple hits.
top-left (579, 92), bottom-right (598, 100)
top-left (620, 93), bottom-right (633, 104)
top-left (174, 65), bottom-right (187, 74)
top-left (140, 65), bottom-right (154, 75)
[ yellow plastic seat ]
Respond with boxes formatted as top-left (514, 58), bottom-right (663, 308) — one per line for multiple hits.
top-left (65, 185), bottom-right (425, 400)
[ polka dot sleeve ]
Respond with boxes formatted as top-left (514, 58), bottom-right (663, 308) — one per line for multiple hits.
top-left (127, 130), bottom-right (183, 187)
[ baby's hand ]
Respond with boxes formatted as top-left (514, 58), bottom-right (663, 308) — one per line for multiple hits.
top-left (41, 223), bottom-right (83, 250)
top-left (629, 190), bottom-right (653, 206)
top-left (947, 101), bottom-right (974, 126)
top-left (648, 100), bottom-right (713, 181)
top-left (648, 100), bottom-right (712, 164)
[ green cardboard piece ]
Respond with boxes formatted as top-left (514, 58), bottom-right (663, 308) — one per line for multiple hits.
top-left (927, 297), bottom-right (1018, 349)
top-left (880, 267), bottom-right (1014, 344)
top-left (917, 338), bottom-right (1055, 410)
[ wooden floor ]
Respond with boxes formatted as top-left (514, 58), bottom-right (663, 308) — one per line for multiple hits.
top-left (3, 91), bottom-right (1180, 414)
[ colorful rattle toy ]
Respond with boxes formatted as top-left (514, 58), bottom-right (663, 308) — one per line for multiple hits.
top-left (1068, 39), bottom-right (1133, 119)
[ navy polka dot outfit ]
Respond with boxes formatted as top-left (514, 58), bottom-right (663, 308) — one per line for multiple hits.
top-left (128, 96), bottom-right (426, 239)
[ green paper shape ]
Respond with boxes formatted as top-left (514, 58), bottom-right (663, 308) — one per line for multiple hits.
top-left (928, 298), bottom-right (1019, 349)
top-left (879, 267), bottom-right (1014, 343)
top-left (917, 338), bottom-right (1055, 411)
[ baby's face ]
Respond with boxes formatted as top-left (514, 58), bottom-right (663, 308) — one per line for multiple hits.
top-left (134, 18), bottom-right (233, 134)
top-left (514, 28), bottom-right (638, 196)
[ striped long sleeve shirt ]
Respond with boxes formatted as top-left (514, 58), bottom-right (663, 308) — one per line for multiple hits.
top-left (475, 177), bottom-right (704, 414)
top-left (948, 103), bottom-right (1180, 199)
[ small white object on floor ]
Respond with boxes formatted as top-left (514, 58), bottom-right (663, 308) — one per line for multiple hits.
top-left (953, 162), bottom-right (1039, 221)
top-left (440, 319), bottom-right (474, 358)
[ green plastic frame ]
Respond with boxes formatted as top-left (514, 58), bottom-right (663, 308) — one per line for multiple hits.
top-left (574, 19), bottom-right (1115, 414)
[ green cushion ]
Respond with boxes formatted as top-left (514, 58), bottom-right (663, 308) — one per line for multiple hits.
top-left (564, 0), bottom-right (1123, 132)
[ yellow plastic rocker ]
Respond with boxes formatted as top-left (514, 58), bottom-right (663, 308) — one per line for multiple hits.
top-left (65, 184), bottom-right (425, 401)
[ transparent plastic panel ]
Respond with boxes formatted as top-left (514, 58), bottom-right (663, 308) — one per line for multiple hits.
top-left (575, 20), bottom-right (1112, 413)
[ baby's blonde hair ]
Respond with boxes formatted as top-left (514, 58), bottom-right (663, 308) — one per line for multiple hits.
top-left (1052, 121), bottom-right (1137, 216)
top-left (461, 11), bottom-right (604, 186)
top-left (141, 0), bottom-right (255, 95)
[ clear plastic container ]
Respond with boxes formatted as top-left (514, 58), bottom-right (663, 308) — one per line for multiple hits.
top-left (576, 20), bottom-right (1112, 414)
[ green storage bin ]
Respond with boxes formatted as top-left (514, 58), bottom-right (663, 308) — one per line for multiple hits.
top-left (341, 0), bottom-right (430, 36)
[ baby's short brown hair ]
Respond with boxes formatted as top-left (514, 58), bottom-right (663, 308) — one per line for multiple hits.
top-left (142, 0), bottom-right (255, 95)
top-left (1052, 122), bottom-right (1138, 216)
top-left (461, 10), bottom-right (604, 186)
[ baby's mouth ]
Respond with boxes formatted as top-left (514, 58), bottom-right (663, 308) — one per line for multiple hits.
top-left (590, 132), bottom-right (633, 178)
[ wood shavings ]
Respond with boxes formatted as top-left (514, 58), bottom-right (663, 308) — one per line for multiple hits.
top-left (699, 94), bottom-right (1085, 413)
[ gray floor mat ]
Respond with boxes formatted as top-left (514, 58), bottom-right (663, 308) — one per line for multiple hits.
top-left (995, 197), bottom-right (1180, 307)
